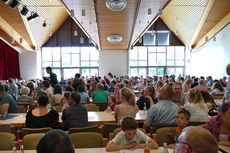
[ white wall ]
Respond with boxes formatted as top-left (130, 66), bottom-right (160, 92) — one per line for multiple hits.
top-left (189, 24), bottom-right (230, 79)
top-left (99, 50), bottom-right (128, 77)
top-left (19, 48), bottom-right (42, 80)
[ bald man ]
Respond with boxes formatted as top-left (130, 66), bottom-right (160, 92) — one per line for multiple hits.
top-left (175, 126), bottom-right (218, 153)
top-left (224, 63), bottom-right (230, 103)
top-left (143, 85), bottom-right (179, 130)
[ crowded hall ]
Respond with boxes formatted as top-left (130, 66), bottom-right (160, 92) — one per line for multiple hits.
top-left (0, 0), bottom-right (230, 153)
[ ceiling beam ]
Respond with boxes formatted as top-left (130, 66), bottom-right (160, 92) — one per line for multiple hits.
top-left (192, 12), bottom-right (230, 49)
top-left (128, 0), bottom-right (142, 50)
top-left (190, 0), bottom-right (215, 46)
top-left (0, 16), bottom-right (35, 51)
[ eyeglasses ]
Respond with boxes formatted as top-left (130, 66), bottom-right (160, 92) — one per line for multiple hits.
top-left (176, 140), bottom-right (192, 152)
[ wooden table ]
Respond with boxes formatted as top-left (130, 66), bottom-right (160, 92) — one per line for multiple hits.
top-left (0, 110), bottom-right (147, 127)
top-left (0, 147), bottom-right (170, 153)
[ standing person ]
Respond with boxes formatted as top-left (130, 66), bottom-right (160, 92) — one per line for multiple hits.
top-left (224, 63), bottom-right (230, 103)
top-left (45, 67), bottom-right (58, 88)
top-left (71, 73), bottom-right (82, 91)
top-left (0, 85), bottom-right (18, 114)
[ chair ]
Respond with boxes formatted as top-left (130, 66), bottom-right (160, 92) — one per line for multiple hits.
top-left (212, 94), bottom-right (224, 99)
top-left (156, 127), bottom-right (177, 147)
top-left (93, 102), bottom-right (108, 111)
top-left (21, 127), bottom-right (52, 137)
top-left (150, 123), bottom-right (177, 134)
top-left (0, 124), bottom-right (11, 133)
top-left (189, 122), bottom-right (206, 126)
top-left (55, 105), bottom-right (62, 112)
top-left (69, 125), bottom-right (99, 134)
top-left (17, 105), bottom-right (26, 113)
top-left (110, 128), bottom-right (146, 140)
top-left (84, 103), bottom-right (98, 111)
top-left (70, 132), bottom-right (107, 148)
top-left (22, 133), bottom-right (44, 150)
top-left (0, 132), bottom-right (16, 150)
top-left (102, 123), bottom-right (121, 138)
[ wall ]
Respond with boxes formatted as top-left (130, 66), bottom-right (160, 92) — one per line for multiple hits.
top-left (18, 48), bottom-right (42, 80)
top-left (189, 24), bottom-right (230, 79)
top-left (99, 50), bottom-right (128, 77)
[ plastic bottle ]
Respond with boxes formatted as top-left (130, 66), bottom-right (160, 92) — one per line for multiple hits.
top-left (20, 145), bottom-right (24, 153)
top-left (144, 141), bottom-right (150, 153)
top-left (12, 146), bottom-right (17, 153)
top-left (143, 102), bottom-right (147, 110)
top-left (26, 105), bottom-right (30, 113)
top-left (162, 142), bottom-right (169, 153)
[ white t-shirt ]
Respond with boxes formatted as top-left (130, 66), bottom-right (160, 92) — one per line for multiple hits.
top-left (112, 129), bottom-right (149, 145)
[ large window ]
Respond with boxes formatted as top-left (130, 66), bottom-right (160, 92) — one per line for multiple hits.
top-left (129, 46), bottom-right (185, 77)
top-left (42, 47), bottom-right (99, 80)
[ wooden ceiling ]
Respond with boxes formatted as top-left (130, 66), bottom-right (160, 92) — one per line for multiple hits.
top-left (0, 0), bottom-right (230, 51)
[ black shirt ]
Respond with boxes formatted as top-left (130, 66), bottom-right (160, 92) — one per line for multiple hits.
top-left (137, 95), bottom-right (158, 110)
top-left (26, 109), bottom-right (59, 128)
top-left (50, 72), bottom-right (58, 88)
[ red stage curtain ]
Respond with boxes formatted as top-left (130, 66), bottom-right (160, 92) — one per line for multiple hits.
top-left (0, 39), bottom-right (21, 80)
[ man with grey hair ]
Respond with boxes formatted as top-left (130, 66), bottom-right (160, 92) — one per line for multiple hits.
top-left (175, 126), bottom-right (218, 153)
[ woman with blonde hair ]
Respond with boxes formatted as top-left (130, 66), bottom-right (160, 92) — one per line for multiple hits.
top-left (114, 88), bottom-right (139, 123)
top-left (184, 88), bottom-right (209, 122)
top-left (137, 86), bottom-right (158, 110)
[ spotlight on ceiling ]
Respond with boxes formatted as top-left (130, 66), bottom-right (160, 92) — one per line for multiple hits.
top-left (107, 35), bottom-right (122, 43)
top-left (42, 21), bottom-right (47, 27)
top-left (20, 6), bottom-right (29, 16)
top-left (10, 0), bottom-right (20, 9)
top-left (27, 12), bottom-right (39, 21)
top-left (2, 0), bottom-right (11, 4)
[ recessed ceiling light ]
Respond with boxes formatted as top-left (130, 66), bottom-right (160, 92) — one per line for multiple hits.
top-left (106, 0), bottom-right (127, 11)
top-left (107, 35), bottom-right (122, 43)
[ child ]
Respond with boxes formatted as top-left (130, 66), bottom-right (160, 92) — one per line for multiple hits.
top-left (106, 116), bottom-right (158, 151)
top-left (107, 95), bottom-right (117, 112)
top-left (168, 108), bottom-right (190, 149)
top-left (61, 92), bottom-right (71, 112)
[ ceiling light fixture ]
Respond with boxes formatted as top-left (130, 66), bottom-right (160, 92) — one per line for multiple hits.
top-left (10, 0), bottom-right (20, 9)
top-left (107, 35), bottom-right (122, 43)
top-left (42, 21), bottom-right (47, 27)
top-left (20, 5), bottom-right (29, 16)
top-left (27, 12), bottom-right (39, 21)
top-left (82, 0), bottom-right (86, 16)
top-left (19, 37), bottom-right (23, 44)
top-left (205, 36), bottom-right (208, 42)
top-left (213, 36), bottom-right (216, 42)
top-left (148, 0), bottom-right (151, 16)
top-left (70, 0), bottom-right (74, 17)
top-left (158, 8), bottom-right (162, 16)
top-left (106, 0), bottom-right (127, 11)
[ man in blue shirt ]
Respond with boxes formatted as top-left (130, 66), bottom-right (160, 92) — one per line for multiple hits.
top-left (143, 85), bottom-right (179, 130)
top-left (0, 85), bottom-right (18, 114)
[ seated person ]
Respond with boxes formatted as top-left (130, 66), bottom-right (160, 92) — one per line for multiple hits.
top-left (37, 129), bottom-right (74, 153)
top-left (26, 92), bottom-right (59, 128)
top-left (18, 87), bottom-right (33, 102)
top-left (77, 85), bottom-right (89, 103)
top-left (137, 86), bottom-right (158, 110)
top-left (206, 101), bottom-right (219, 116)
top-left (184, 88), bottom-right (209, 122)
top-left (106, 116), bottom-right (158, 151)
top-left (93, 83), bottom-right (109, 102)
top-left (0, 85), bottom-right (18, 114)
top-left (204, 103), bottom-right (230, 147)
top-left (62, 92), bottom-right (88, 130)
top-left (143, 85), bottom-right (179, 130)
top-left (171, 82), bottom-right (187, 107)
top-left (168, 108), bottom-right (190, 149)
top-left (107, 95), bottom-right (117, 111)
top-left (114, 88), bottom-right (139, 123)
top-left (175, 126), bottom-right (218, 153)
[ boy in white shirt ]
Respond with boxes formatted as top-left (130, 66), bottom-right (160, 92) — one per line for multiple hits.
top-left (106, 116), bottom-right (158, 151)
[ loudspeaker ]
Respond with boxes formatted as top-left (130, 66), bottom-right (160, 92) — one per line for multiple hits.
top-left (20, 6), bottom-right (29, 16)
top-left (10, 0), bottom-right (20, 9)
top-left (2, 0), bottom-right (11, 4)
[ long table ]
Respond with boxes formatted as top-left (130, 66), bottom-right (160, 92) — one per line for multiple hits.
top-left (0, 110), bottom-right (147, 127)
top-left (0, 147), bottom-right (170, 153)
